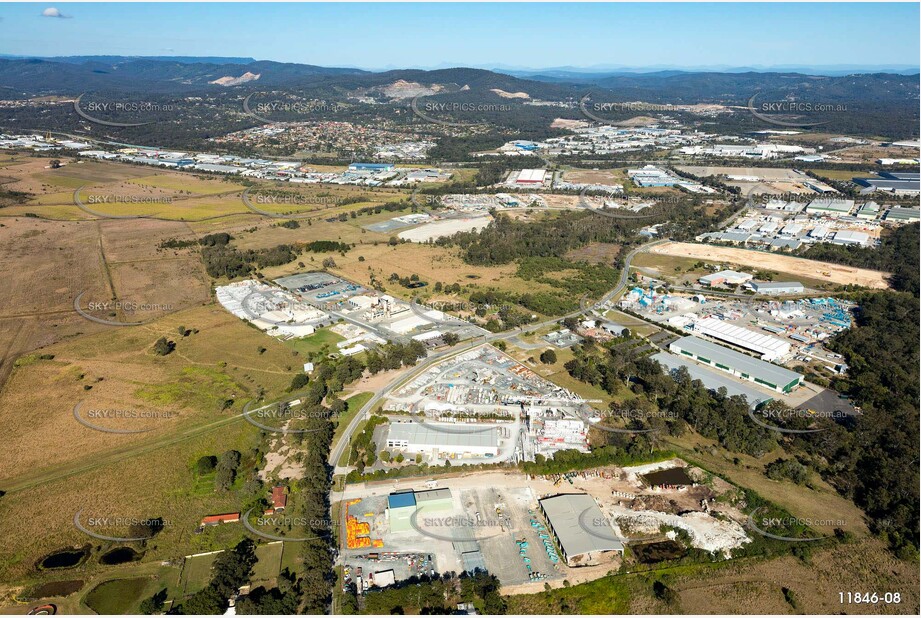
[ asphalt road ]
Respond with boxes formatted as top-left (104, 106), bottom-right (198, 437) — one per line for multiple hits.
top-left (326, 238), bottom-right (666, 468)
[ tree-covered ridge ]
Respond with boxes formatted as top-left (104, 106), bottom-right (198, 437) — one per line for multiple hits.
top-left (801, 223), bottom-right (920, 294)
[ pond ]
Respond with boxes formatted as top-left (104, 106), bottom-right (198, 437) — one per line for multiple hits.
top-left (631, 540), bottom-right (686, 564)
top-left (37, 547), bottom-right (89, 570)
top-left (26, 580), bottom-right (84, 599)
top-left (642, 467), bottom-right (694, 487)
top-left (99, 547), bottom-right (142, 565)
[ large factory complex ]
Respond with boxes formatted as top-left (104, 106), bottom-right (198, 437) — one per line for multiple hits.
top-left (668, 336), bottom-right (803, 394)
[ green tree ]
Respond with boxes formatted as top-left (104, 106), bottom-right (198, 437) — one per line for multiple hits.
top-left (540, 349), bottom-right (558, 364)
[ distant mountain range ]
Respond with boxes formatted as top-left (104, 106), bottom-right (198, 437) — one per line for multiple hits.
top-left (0, 55), bottom-right (916, 107)
top-left (493, 64), bottom-right (921, 79)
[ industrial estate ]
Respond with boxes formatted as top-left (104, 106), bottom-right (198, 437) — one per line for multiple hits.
top-left (0, 4), bottom-right (918, 617)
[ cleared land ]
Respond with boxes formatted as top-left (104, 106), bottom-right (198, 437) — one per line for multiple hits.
top-left (650, 241), bottom-right (890, 289)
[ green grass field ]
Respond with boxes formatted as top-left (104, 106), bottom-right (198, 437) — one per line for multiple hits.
top-left (83, 577), bottom-right (152, 614)
top-left (179, 542), bottom-right (285, 596)
top-left (507, 573), bottom-right (633, 614)
top-left (285, 327), bottom-right (345, 357)
top-left (333, 391), bottom-right (374, 448)
top-left (251, 542), bottom-right (285, 584)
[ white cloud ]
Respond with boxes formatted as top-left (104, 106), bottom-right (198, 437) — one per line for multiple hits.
top-left (41, 7), bottom-right (71, 19)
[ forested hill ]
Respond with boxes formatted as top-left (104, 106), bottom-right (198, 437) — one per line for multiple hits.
top-left (0, 56), bottom-right (916, 106)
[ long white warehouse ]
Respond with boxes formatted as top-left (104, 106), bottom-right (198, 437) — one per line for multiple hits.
top-left (693, 317), bottom-right (790, 361)
top-left (384, 422), bottom-right (499, 459)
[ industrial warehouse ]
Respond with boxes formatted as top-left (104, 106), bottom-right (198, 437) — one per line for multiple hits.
top-left (383, 345), bottom-right (590, 463)
top-left (538, 494), bottom-right (624, 567)
top-left (669, 336), bottom-right (803, 394)
top-left (384, 422), bottom-right (501, 460)
top-left (337, 463), bottom-right (752, 592)
top-left (386, 489), bottom-right (454, 533)
top-left (652, 351), bottom-right (776, 408)
top-left (692, 316), bottom-right (791, 361)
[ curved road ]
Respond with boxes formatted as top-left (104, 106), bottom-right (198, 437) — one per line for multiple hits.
top-left (326, 238), bottom-right (666, 468)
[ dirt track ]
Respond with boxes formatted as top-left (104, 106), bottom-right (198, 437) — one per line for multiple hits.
top-left (651, 241), bottom-right (891, 289)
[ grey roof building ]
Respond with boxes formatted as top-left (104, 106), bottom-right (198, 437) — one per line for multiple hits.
top-left (538, 494), bottom-right (624, 567)
top-left (669, 336), bottom-right (803, 393)
top-left (749, 281), bottom-right (805, 295)
top-left (385, 422), bottom-right (499, 457)
top-left (653, 352), bottom-right (773, 409)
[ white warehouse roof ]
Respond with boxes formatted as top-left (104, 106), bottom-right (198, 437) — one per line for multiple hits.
top-left (832, 230), bottom-right (870, 244)
top-left (516, 169), bottom-right (547, 183)
top-left (694, 317), bottom-right (790, 360)
top-left (387, 422), bottom-right (498, 450)
top-left (539, 494), bottom-right (624, 558)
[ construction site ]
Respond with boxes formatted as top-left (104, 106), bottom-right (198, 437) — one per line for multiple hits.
top-left (336, 459), bottom-right (752, 593)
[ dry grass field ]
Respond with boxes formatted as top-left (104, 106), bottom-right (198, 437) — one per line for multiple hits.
top-left (664, 432), bottom-right (869, 537)
top-left (509, 537), bottom-right (918, 615)
top-left (667, 537), bottom-right (918, 615)
top-left (561, 168), bottom-right (624, 184)
top-left (258, 240), bottom-right (557, 302)
top-left (565, 242), bottom-right (623, 264)
top-left (0, 215), bottom-right (216, 387)
top-left (0, 304), bottom-right (299, 488)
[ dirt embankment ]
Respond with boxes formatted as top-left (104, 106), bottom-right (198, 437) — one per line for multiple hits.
top-left (651, 241), bottom-right (891, 289)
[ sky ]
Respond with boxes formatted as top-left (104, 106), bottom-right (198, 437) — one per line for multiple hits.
top-left (0, 2), bottom-right (918, 71)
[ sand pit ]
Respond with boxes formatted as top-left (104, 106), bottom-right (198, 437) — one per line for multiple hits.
top-left (650, 241), bottom-right (891, 289)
